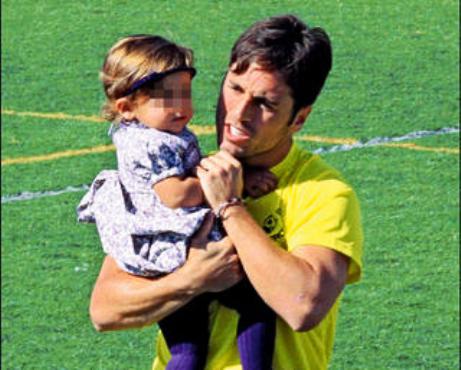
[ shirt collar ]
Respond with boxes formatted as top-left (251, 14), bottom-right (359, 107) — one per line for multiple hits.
top-left (270, 142), bottom-right (299, 179)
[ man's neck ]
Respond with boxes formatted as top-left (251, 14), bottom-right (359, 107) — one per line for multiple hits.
top-left (243, 138), bottom-right (293, 169)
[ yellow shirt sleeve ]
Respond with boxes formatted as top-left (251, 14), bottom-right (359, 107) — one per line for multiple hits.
top-left (285, 177), bottom-right (364, 283)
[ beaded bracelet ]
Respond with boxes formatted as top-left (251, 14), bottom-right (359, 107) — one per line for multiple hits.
top-left (213, 197), bottom-right (244, 219)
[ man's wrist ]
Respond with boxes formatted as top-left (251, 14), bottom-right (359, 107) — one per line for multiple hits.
top-left (213, 197), bottom-right (244, 219)
top-left (220, 201), bottom-right (246, 221)
top-left (173, 264), bottom-right (206, 297)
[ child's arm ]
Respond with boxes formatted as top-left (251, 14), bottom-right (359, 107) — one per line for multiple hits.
top-left (154, 175), bottom-right (204, 209)
top-left (244, 167), bottom-right (278, 198)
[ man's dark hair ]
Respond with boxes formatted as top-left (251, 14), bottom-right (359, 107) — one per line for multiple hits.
top-left (229, 14), bottom-right (332, 114)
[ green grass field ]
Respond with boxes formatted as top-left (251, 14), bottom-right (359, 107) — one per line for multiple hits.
top-left (2, 0), bottom-right (459, 369)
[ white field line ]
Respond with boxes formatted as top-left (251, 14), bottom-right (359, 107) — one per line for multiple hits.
top-left (2, 126), bottom-right (459, 204)
top-left (2, 185), bottom-right (90, 203)
top-left (312, 126), bottom-right (459, 154)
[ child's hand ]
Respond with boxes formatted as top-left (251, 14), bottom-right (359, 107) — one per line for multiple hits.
top-left (244, 168), bottom-right (278, 198)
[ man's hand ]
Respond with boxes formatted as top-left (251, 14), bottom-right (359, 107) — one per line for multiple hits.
top-left (181, 213), bottom-right (243, 294)
top-left (197, 151), bottom-right (244, 210)
top-left (89, 214), bottom-right (243, 331)
top-left (244, 168), bottom-right (278, 198)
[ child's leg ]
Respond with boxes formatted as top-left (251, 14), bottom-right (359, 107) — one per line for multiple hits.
top-left (219, 280), bottom-right (276, 370)
top-left (158, 294), bottom-right (211, 370)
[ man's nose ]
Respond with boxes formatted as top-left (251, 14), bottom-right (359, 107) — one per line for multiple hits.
top-left (229, 96), bottom-right (252, 125)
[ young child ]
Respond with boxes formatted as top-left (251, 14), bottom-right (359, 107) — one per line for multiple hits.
top-left (77, 34), bottom-right (276, 370)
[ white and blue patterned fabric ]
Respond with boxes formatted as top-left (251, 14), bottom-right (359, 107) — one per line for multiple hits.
top-left (77, 121), bottom-right (222, 276)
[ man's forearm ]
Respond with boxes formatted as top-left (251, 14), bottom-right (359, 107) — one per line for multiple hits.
top-left (90, 231), bottom-right (242, 331)
top-left (90, 257), bottom-right (199, 331)
top-left (221, 205), bottom-right (348, 331)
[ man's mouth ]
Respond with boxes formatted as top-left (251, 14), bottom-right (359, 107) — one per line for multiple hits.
top-left (225, 124), bottom-right (251, 142)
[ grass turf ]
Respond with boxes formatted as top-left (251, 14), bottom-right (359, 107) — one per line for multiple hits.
top-left (1, 0), bottom-right (459, 369)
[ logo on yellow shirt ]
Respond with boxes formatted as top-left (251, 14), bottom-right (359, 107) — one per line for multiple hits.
top-left (262, 208), bottom-right (285, 245)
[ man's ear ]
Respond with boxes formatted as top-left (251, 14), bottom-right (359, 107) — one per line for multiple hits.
top-left (115, 98), bottom-right (136, 120)
top-left (290, 105), bottom-right (312, 133)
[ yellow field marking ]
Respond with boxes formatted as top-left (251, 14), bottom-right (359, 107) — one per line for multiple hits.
top-left (296, 135), bottom-right (358, 145)
top-left (3, 140), bottom-right (457, 167)
top-left (1, 145), bottom-right (115, 166)
top-left (1, 109), bottom-right (105, 123)
top-left (2, 108), bottom-right (356, 143)
top-left (190, 125), bottom-right (215, 135)
top-left (1, 109), bottom-right (458, 166)
top-left (1, 109), bottom-right (215, 135)
top-left (381, 142), bottom-right (459, 154)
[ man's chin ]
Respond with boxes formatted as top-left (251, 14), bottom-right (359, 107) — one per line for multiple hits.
top-left (219, 141), bottom-right (245, 158)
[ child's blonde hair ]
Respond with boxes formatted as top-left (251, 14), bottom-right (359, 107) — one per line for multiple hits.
top-left (100, 34), bottom-right (194, 122)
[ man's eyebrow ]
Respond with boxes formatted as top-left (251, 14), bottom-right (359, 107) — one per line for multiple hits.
top-left (254, 94), bottom-right (279, 106)
top-left (227, 77), bottom-right (280, 106)
top-left (228, 79), bottom-right (243, 90)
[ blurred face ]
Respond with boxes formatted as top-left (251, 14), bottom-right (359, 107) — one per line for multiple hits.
top-left (131, 71), bottom-right (193, 134)
top-left (218, 63), bottom-right (305, 167)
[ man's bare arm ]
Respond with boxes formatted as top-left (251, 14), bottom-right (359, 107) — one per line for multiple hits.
top-left (90, 256), bottom-right (196, 331)
top-left (197, 151), bottom-right (349, 331)
top-left (221, 205), bottom-right (349, 331)
top-left (89, 216), bottom-right (242, 331)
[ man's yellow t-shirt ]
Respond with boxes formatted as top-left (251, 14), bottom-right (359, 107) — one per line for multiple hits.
top-left (153, 143), bottom-right (363, 369)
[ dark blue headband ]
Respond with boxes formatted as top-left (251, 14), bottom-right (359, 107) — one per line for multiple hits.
top-left (122, 66), bottom-right (196, 97)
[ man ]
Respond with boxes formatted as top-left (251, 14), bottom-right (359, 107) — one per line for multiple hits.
top-left (90, 14), bottom-right (363, 369)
